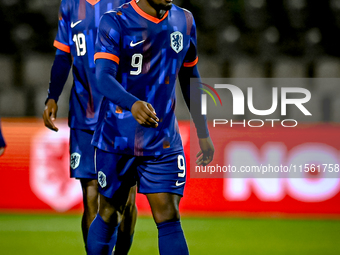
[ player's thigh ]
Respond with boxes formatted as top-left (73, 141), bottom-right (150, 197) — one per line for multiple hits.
top-left (125, 185), bottom-right (137, 210)
top-left (80, 179), bottom-right (98, 209)
top-left (70, 128), bottom-right (96, 179)
top-left (137, 150), bottom-right (186, 223)
top-left (146, 192), bottom-right (182, 224)
top-left (137, 150), bottom-right (187, 196)
top-left (119, 185), bottom-right (137, 234)
top-left (95, 148), bottom-right (137, 210)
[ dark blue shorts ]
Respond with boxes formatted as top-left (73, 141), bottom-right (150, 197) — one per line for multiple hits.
top-left (69, 128), bottom-right (96, 179)
top-left (95, 148), bottom-right (187, 198)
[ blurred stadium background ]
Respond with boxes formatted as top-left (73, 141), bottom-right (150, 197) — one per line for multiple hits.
top-left (1, 0), bottom-right (340, 254)
top-left (2, 0), bottom-right (340, 119)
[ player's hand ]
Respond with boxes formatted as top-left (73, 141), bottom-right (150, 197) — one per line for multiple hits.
top-left (196, 136), bottom-right (214, 166)
top-left (131, 101), bottom-right (159, 128)
top-left (42, 99), bottom-right (59, 132)
top-left (0, 147), bottom-right (5, 157)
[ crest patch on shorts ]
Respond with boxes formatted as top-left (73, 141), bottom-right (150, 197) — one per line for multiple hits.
top-left (98, 171), bottom-right (107, 188)
top-left (70, 152), bottom-right (81, 169)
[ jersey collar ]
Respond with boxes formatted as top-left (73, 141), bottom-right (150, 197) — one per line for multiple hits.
top-left (131, 0), bottom-right (169, 24)
top-left (86, 0), bottom-right (100, 6)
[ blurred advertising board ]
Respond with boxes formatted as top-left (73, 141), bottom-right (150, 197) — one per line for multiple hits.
top-left (0, 119), bottom-right (340, 216)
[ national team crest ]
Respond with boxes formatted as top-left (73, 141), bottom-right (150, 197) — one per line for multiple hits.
top-left (98, 171), bottom-right (107, 188)
top-left (70, 152), bottom-right (81, 169)
top-left (30, 127), bottom-right (83, 212)
top-left (170, 31), bottom-right (183, 53)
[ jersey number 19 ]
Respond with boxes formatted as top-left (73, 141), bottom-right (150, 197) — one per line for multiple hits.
top-left (73, 33), bottom-right (87, 56)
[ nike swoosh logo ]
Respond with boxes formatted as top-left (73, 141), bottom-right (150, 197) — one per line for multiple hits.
top-left (71, 20), bottom-right (82, 28)
top-left (130, 40), bottom-right (145, 47)
top-left (175, 181), bottom-right (186, 187)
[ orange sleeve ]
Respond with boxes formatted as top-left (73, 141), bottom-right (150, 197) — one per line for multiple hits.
top-left (53, 40), bottom-right (70, 53)
top-left (94, 52), bottom-right (120, 64)
top-left (183, 57), bottom-right (198, 67)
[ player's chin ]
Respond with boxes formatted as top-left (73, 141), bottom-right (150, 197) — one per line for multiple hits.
top-left (162, 0), bottom-right (173, 10)
top-left (159, 4), bottom-right (172, 11)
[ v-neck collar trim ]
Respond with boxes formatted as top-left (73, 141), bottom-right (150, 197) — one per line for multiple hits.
top-left (131, 0), bottom-right (169, 24)
top-left (86, 0), bottom-right (100, 6)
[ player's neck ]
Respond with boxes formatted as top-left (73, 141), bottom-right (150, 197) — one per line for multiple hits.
top-left (136, 0), bottom-right (167, 19)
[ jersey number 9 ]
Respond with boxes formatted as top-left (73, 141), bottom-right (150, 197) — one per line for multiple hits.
top-left (130, 53), bottom-right (143, 75)
top-left (177, 155), bottom-right (186, 178)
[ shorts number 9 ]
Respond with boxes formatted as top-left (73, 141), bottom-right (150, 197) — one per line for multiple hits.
top-left (177, 155), bottom-right (186, 178)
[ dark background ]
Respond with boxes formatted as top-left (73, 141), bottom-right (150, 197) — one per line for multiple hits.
top-left (1, 0), bottom-right (340, 121)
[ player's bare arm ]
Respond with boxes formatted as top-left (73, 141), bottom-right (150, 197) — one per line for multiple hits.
top-left (0, 147), bottom-right (5, 157)
top-left (196, 136), bottom-right (214, 166)
top-left (131, 101), bottom-right (159, 128)
top-left (43, 99), bottom-right (59, 132)
top-left (0, 120), bottom-right (6, 156)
